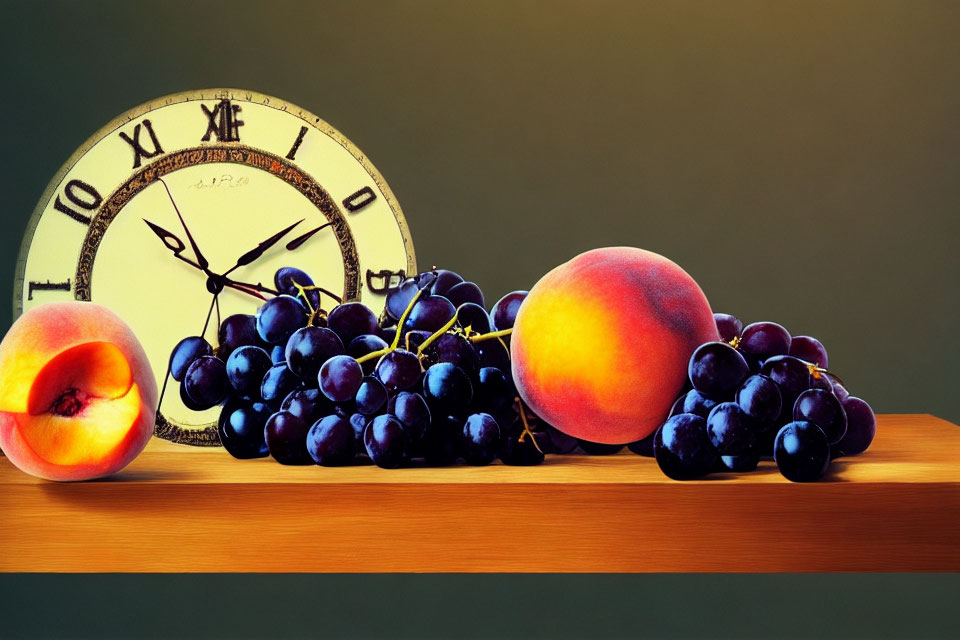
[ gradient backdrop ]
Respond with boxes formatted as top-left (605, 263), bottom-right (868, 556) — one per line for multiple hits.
top-left (0, 1), bottom-right (957, 637)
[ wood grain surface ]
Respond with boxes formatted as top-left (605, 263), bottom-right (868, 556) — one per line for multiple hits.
top-left (1, 414), bottom-right (958, 572)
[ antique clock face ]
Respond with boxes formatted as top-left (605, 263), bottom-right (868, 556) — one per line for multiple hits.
top-left (15, 88), bottom-right (416, 446)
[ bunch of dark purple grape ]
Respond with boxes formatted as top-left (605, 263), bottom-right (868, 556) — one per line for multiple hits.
top-left (168, 265), bottom-right (549, 468)
top-left (637, 313), bottom-right (877, 482)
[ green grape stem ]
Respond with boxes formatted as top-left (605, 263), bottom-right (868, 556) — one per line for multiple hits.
top-left (355, 288), bottom-right (424, 365)
top-left (416, 311), bottom-right (461, 357)
top-left (516, 398), bottom-right (544, 455)
top-left (469, 328), bottom-right (513, 343)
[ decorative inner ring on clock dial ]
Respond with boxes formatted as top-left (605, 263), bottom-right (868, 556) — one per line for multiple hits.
top-left (76, 146), bottom-right (360, 445)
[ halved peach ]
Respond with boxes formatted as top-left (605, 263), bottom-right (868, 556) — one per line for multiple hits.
top-left (0, 302), bottom-right (157, 481)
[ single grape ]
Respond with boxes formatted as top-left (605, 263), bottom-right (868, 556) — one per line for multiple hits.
top-left (793, 389), bottom-right (847, 445)
top-left (183, 355), bottom-right (229, 409)
top-left (261, 363), bottom-right (302, 410)
top-left (490, 291), bottom-right (528, 331)
top-left (739, 322), bottom-right (792, 361)
top-left (499, 424), bottom-right (545, 466)
top-left (544, 425), bottom-right (579, 454)
top-left (404, 295), bottom-right (456, 333)
top-left (225, 345), bottom-right (273, 400)
top-left (834, 397), bottom-right (876, 456)
top-left (274, 267), bottom-right (314, 296)
top-left (720, 450), bottom-right (760, 472)
top-left (653, 414), bottom-right (717, 480)
top-left (462, 413), bottom-right (501, 465)
top-left (354, 376), bottom-right (388, 415)
top-left (428, 269), bottom-right (464, 297)
top-left (348, 334), bottom-right (389, 374)
top-left (270, 344), bottom-right (285, 364)
top-left (706, 402), bottom-right (755, 455)
top-left (218, 314), bottom-right (262, 360)
top-left (688, 342), bottom-right (749, 400)
top-left (348, 412), bottom-right (369, 447)
top-left (306, 415), bottom-right (356, 466)
top-left (274, 268), bottom-right (321, 311)
top-left (422, 363), bottom-right (473, 415)
top-left (627, 430), bottom-right (656, 457)
top-left (256, 295), bottom-right (308, 345)
top-left (476, 339), bottom-right (511, 372)
top-left (327, 302), bottom-right (379, 347)
top-left (218, 397), bottom-right (245, 432)
top-left (760, 355), bottom-right (812, 414)
top-left (682, 389), bottom-right (720, 418)
top-left (473, 367), bottom-right (514, 416)
top-left (774, 421), bottom-right (830, 482)
top-left (713, 313), bottom-right (743, 343)
top-left (319, 355), bottom-right (363, 403)
top-left (455, 302), bottom-right (492, 335)
top-left (386, 391), bottom-right (431, 445)
top-left (789, 335), bottom-right (829, 368)
top-left (374, 349), bottom-right (422, 392)
top-left (285, 326), bottom-right (344, 379)
top-left (735, 374), bottom-right (782, 428)
top-left (529, 430), bottom-right (555, 455)
top-left (445, 281), bottom-right (485, 308)
top-left (421, 416), bottom-right (462, 466)
top-left (808, 370), bottom-right (834, 393)
top-left (218, 401), bottom-right (271, 459)
top-left (180, 381), bottom-right (205, 411)
top-left (424, 333), bottom-right (480, 377)
top-left (363, 414), bottom-right (407, 468)
top-left (264, 410), bottom-right (313, 465)
top-left (280, 388), bottom-right (331, 425)
top-left (827, 374), bottom-right (850, 402)
top-left (384, 279), bottom-right (421, 323)
top-left (413, 271), bottom-right (439, 289)
top-left (170, 336), bottom-right (213, 382)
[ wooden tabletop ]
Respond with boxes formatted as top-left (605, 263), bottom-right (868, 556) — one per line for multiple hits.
top-left (1, 414), bottom-right (958, 572)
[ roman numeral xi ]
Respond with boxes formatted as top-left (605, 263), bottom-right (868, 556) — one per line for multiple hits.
top-left (119, 119), bottom-right (164, 169)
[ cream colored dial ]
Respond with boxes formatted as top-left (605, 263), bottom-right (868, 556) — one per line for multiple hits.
top-left (15, 89), bottom-right (416, 445)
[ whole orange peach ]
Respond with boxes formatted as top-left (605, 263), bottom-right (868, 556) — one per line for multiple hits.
top-left (0, 301), bottom-right (157, 481)
top-left (511, 247), bottom-right (719, 444)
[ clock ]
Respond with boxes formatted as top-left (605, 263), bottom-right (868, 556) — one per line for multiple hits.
top-left (14, 88), bottom-right (417, 446)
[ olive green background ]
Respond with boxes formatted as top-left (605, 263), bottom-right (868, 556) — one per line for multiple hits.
top-left (0, 1), bottom-right (957, 637)
top-left (1, 0), bottom-right (958, 421)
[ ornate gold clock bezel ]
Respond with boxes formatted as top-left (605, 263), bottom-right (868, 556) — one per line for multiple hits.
top-left (13, 88), bottom-right (418, 445)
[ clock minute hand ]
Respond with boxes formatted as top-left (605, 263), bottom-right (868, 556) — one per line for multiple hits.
top-left (158, 178), bottom-right (212, 274)
top-left (285, 222), bottom-right (332, 251)
top-left (221, 277), bottom-right (279, 296)
top-left (221, 219), bottom-right (304, 277)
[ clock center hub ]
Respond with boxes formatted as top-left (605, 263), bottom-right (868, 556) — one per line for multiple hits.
top-left (206, 274), bottom-right (225, 295)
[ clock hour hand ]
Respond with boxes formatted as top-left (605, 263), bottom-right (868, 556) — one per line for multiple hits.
top-left (143, 219), bottom-right (204, 270)
top-left (285, 222), bottom-right (332, 251)
top-left (142, 219), bottom-right (269, 301)
top-left (158, 178), bottom-right (212, 274)
top-left (221, 219), bottom-right (304, 277)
